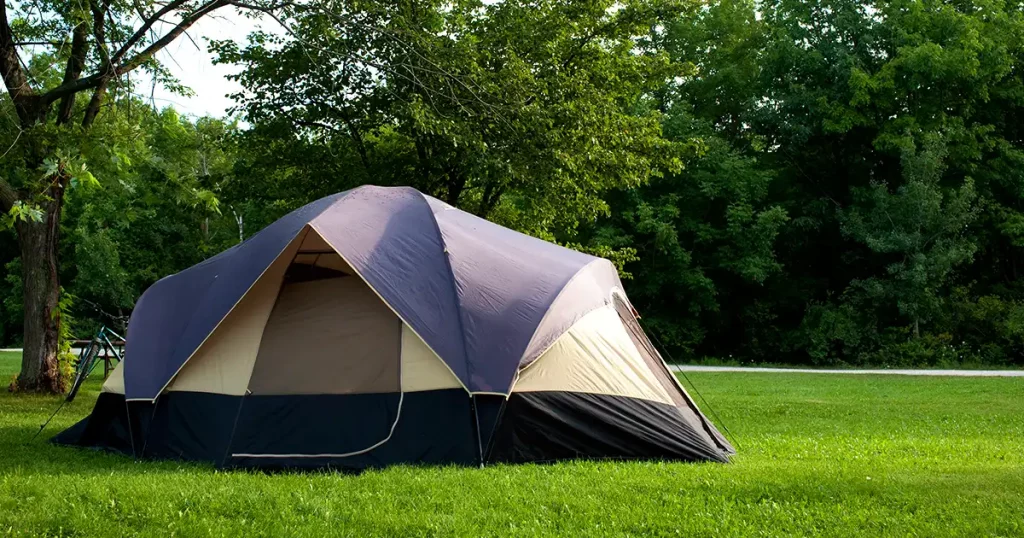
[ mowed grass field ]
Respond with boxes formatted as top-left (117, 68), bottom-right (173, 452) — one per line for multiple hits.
top-left (1, 351), bottom-right (1022, 537)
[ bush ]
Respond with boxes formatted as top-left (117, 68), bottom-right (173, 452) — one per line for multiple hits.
top-left (871, 332), bottom-right (975, 368)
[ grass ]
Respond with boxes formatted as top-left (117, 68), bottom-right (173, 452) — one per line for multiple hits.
top-left (0, 351), bottom-right (21, 378)
top-left (0, 353), bottom-right (1022, 537)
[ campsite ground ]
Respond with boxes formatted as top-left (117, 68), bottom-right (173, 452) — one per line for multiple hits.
top-left (0, 352), bottom-right (1022, 537)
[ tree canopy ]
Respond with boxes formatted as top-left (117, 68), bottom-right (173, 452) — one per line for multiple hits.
top-left (4, 0), bottom-right (1024, 388)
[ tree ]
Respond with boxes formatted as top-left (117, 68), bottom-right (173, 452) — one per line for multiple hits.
top-left (589, 109), bottom-right (788, 359)
top-left (840, 134), bottom-right (978, 339)
top-left (585, 0), bottom-right (789, 359)
top-left (646, 0), bottom-right (1024, 365)
top-left (63, 108), bottom-right (239, 337)
top-left (0, 0), bottom-right (279, 392)
top-left (215, 0), bottom-right (689, 242)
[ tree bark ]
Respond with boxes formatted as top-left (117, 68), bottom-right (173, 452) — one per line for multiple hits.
top-left (478, 182), bottom-right (504, 219)
top-left (13, 182), bottom-right (66, 393)
top-left (55, 21), bottom-right (90, 125)
top-left (339, 111), bottom-right (371, 174)
top-left (445, 164), bottom-right (466, 206)
top-left (82, 78), bottom-right (109, 128)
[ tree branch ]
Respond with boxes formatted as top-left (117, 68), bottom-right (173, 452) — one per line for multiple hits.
top-left (109, 0), bottom-right (191, 67)
top-left (56, 21), bottom-right (91, 125)
top-left (43, 0), bottom-right (230, 106)
top-left (1, 0), bottom-right (37, 125)
top-left (116, 0), bottom-right (228, 74)
top-left (80, 0), bottom-right (112, 127)
top-left (90, 0), bottom-right (112, 68)
top-left (0, 176), bottom-right (19, 212)
top-left (224, 0), bottom-right (292, 12)
top-left (81, 77), bottom-right (109, 127)
top-left (13, 40), bottom-right (65, 46)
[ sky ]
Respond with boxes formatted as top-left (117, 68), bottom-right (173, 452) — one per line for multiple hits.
top-left (7, 1), bottom-right (264, 119)
top-left (144, 11), bottom-right (272, 119)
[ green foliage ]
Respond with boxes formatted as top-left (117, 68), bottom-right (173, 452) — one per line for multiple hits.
top-left (5, 0), bottom-right (1024, 369)
top-left (840, 134), bottom-right (978, 337)
top-left (0, 103), bottom-right (243, 344)
top-left (624, 0), bottom-right (1024, 365)
top-left (55, 288), bottom-right (76, 390)
top-left (1, 258), bottom-right (22, 346)
top-left (58, 107), bottom-right (243, 330)
top-left (214, 0), bottom-right (688, 247)
top-left (949, 290), bottom-right (1024, 365)
top-left (590, 122), bottom-right (788, 355)
top-left (4, 201), bottom-right (43, 227)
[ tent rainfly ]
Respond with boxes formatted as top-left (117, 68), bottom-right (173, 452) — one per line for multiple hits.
top-left (54, 186), bottom-right (734, 469)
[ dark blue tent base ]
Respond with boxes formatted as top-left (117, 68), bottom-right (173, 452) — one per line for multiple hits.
top-left (52, 390), bottom-right (731, 470)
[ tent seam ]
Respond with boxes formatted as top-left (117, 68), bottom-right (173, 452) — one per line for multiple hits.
top-left (134, 194), bottom-right (347, 402)
top-left (516, 258), bottom-right (611, 376)
top-left (305, 219), bottom-right (470, 394)
top-left (415, 191), bottom-right (475, 395)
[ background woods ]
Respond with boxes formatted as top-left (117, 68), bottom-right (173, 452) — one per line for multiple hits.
top-left (4, 0), bottom-right (1024, 392)
top-left (0, 0), bottom-right (284, 391)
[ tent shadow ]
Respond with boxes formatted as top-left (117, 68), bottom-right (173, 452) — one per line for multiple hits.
top-left (0, 423), bottom-right (214, 477)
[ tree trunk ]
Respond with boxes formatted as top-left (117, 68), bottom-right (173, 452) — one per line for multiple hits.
top-left (445, 165), bottom-right (466, 206)
top-left (13, 188), bottom-right (66, 393)
top-left (232, 209), bottom-right (244, 242)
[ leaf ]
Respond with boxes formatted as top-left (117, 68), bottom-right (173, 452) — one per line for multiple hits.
top-left (7, 201), bottom-right (45, 224)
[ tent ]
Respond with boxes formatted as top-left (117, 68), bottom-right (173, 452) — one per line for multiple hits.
top-left (54, 186), bottom-right (734, 469)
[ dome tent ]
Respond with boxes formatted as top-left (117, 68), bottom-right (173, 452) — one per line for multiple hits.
top-left (54, 186), bottom-right (734, 469)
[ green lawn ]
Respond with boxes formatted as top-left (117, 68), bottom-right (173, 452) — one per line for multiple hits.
top-left (0, 350), bottom-right (22, 379)
top-left (0, 353), bottom-right (1022, 537)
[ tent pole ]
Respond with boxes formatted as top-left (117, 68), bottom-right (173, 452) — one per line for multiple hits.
top-left (470, 395), bottom-right (484, 468)
top-left (125, 400), bottom-right (137, 459)
top-left (219, 390), bottom-right (249, 468)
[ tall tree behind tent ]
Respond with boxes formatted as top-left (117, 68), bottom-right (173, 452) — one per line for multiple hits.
top-left (0, 0), bottom-right (299, 392)
top-left (0, 104), bottom-right (243, 348)
top-left (214, 0), bottom-right (691, 256)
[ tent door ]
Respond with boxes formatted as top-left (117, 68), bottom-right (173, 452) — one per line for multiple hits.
top-left (224, 271), bottom-right (404, 460)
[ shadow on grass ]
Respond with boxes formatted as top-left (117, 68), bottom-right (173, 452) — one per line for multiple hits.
top-left (0, 423), bottom-right (215, 475)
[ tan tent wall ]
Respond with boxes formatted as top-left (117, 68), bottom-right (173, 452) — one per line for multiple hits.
top-left (167, 229), bottom-right (306, 395)
top-left (612, 295), bottom-right (688, 408)
top-left (246, 276), bottom-right (401, 395)
top-left (611, 294), bottom-right (726, 443)
top-left (163, 225), bottom-right (463, 398)
top-left (298, 230), bottom-right (333, 252)
top-left (401, 324), bottom-right (462, 392)
top-left (292, 252), bottom-right (353, 273)
top-left (311, 253), bottom-right (352, 272)
top-left (514, 306), bottom-right (674, 405)
top-left (101, 360), bottom-right (125, 395)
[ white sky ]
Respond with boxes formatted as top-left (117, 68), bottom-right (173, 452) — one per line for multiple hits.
top-left (144, 11), bottom-right (271, 119)
top-left (8, 1), bottom-right (265, 119)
